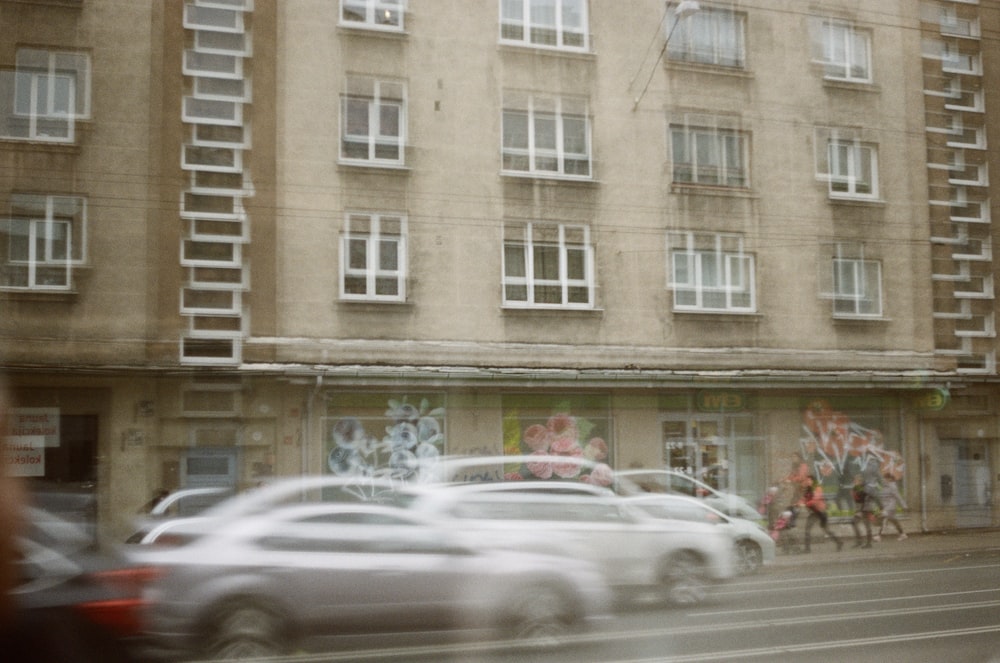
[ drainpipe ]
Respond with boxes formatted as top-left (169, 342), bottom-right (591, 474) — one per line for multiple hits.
top-left (919, 416), bottom-right (927, 533)
top-left (303, 375), bottom-right (323, 475)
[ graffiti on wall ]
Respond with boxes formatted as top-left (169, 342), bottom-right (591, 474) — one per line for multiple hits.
top-left (799, 399), bottom-right (904, 513)
top-left (325, 396), bottom-right (445, 481)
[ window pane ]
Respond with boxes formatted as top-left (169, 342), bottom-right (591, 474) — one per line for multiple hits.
top-left (375, 277), bottom-right (398, 296)
top-left (379, 102), bottom-right (400, 138)
top-left (378, 238), bottom-right (398, 270)
top-left (503, 111), bottom-right (529, 149)
top-left (534, 245), bottom-right (560, 280)
top-left (534, 114), bottom-right (556, 150)
top-left (566, 247), bottom-right (585, 279)
top-left (348, 238), bottom-right (368, 269)
top-left (504, 244), bottom-right (526, 278)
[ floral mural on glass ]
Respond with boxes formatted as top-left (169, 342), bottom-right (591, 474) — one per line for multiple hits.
top-left (326, 396), bottom-right (444, 482)
top-left (798, 398), bottom-right (904, 515)
top-left (502, 398), bottom-right (613, 486)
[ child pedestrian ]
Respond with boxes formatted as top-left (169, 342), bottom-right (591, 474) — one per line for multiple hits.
top-left (877, 472), bottom-right (909, 541)
top-left (801, 475), bottom-right (843, 553)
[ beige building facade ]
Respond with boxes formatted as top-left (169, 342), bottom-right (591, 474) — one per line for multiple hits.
top-left (1, 0), bottom-right (999, 542)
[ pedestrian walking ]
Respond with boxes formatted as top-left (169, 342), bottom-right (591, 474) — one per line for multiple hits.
top-left (851, 474), bottom-right (876, 548)
top-left (801, 475), bottom-right (843, 553)
top-left (877, 472), bottom-right (909, 541)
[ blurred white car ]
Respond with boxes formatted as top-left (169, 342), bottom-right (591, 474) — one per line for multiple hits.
top-left (616, 469), bottom-right (763, 522)
top-left (132, 502), bottom-right (610, 659)
top-left (393, 480), bottom-right (736, 606)
top-left (624, 493), bottom-right (775, 574)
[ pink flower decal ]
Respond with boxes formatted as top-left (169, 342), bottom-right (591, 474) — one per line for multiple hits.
top-left (522, 424), bottom-right (550, 452)
top-left (584, 437), bottom-right (609, 461)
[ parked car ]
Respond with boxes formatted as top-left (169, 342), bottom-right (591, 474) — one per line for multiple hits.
top-left (624, 493), bottom-right (775, 574)
top-left (616, 469), bottom-right (763, 522)
top-left (126, 487), bottom-right (234, 544)
top-left (126, 475), bottom-right (401, 546)
top-left (393, 480), bottom-right (736, 606)
top-left (132, 502), bottom-right (611, 659)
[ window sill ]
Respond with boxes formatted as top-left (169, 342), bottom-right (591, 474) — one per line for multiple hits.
top-left (337, 298), bottom-right (413, 310)
top-left (672, 309), bottom-right (761, 321)
top-left (338, 23), bottom-right (408, 38)
top-left (832, 314), bottom-right (888, 324)
top-left (501, 171), bottom-right (597, 185)
top-left (0, 288), bottom-right (77, 301)
top-left (0, 138), bottom-right (81, 153)
top-left (670, 183), bottom-right (756, 198)
top-left (502, 304), bottom-right (603, 315)
top-left (498, 42), bottom-right (595, 60)
top-left (822, 77), bottom-right (879, 93)
top-left (665, 61), bottom-right (752, 79)
top-left (338, 160), bottom-right (410, 173)
top-left (827, 195), bottom-right (885, 207)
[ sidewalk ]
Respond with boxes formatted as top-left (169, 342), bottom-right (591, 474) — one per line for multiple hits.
top-left (770, 525), bottom-right (1000, 568)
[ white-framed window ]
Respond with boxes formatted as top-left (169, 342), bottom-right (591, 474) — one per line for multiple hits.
top-left (811, 18), bottom-right (872, 83)
top-left (815, 128), bottom-right (879, 199)
top-left (341, 0), bottom-right (405, 31)
top-left (340, 212), bottom-right (407, 302)
top-left (341, 76), bottom-right (406, 166)
top-left (668, 232), bottom-right (755, 313)
top-left (500, 0), bottom-right (588, 51)
top-left (670, 117), bottom-right (748, 187)
top-left (4, 49), bottom-right (90, 143)
top-left (1, 194), bottom-right (86, 291)
top-left (502, 93), bottom-right (591, 179)
top-left (667, 6), bottom-right (745, 68)
top-left (823, 244), bottom-right (882, 318)
top-left (503, 222), bottom-right (594, 308)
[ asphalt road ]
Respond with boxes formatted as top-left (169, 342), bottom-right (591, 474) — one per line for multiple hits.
top-left (245, 531), bottom-right (1000, 663)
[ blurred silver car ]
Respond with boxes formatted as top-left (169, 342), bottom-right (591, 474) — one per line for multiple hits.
top-left (394, 480), bottom-right (736, 606)
top-left (133, 502), bottom-right (611, 659)
top-left (624, 493), bottom-right (775, 574)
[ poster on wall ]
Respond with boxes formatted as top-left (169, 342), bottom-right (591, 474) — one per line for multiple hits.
top-left (323, 394), bottom-right (445, 482)
top-left (8, 408), bottom-right (60, 447)
top-left (4, 436), bottom-right (45, 477)
top-left (501, 394), bottom-right (613, 486)
top-left (797, 398), bottom-right (904, 516)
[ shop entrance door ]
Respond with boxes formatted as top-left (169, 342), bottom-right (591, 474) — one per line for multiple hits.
top-left (950, 440), bottom-right (992, 528)
top-left (662, 415), bottom-right (763, 502)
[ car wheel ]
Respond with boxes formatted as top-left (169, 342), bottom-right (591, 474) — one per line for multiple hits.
top-left (735, 540), bottom-right (763, 574)
top-left (207, 603), bottom-right (286, 659)
top-left (660, 551), bottom-right (707, 606)
top-left (504, 585), bottom-right (574, 647)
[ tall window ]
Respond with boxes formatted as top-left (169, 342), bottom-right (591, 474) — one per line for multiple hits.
top-left (1, 195), bottom-right (87, 291)
top-left (827, 245), bottom-right (882, 317)
top-left (670, 119), bottom-right (748, 187)
top-left (3, 49), bottom-right (90, 142)
top-left (341, 77), bottom-right (406, 166)
top-left (811, 18), bottom-right (871, 83)
top-left (503, 222), bottom-right (594, 308)
top-left (500, 0), bottom-right (588, 51)
top-left (340, 212), bottom-right (406, 302)
top-left (815, 128), bottom-right (878, 199)
top-left (667, 6), bottom-right (745, 68)
top-left (668, 232), bottom-right (754, 313)
top-left (502, 94), bottom-right (591, 178)
top-left (341, 0), bottom-right (404, 31)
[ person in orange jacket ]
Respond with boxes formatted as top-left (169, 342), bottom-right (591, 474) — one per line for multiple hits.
top-left (801, 475), bottom-right (843, 553)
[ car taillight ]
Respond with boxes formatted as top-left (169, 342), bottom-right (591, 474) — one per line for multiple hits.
top-left (76, 566), bottom-right (163, 637)
top-left (74, 598), bottom-right (147, 637)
